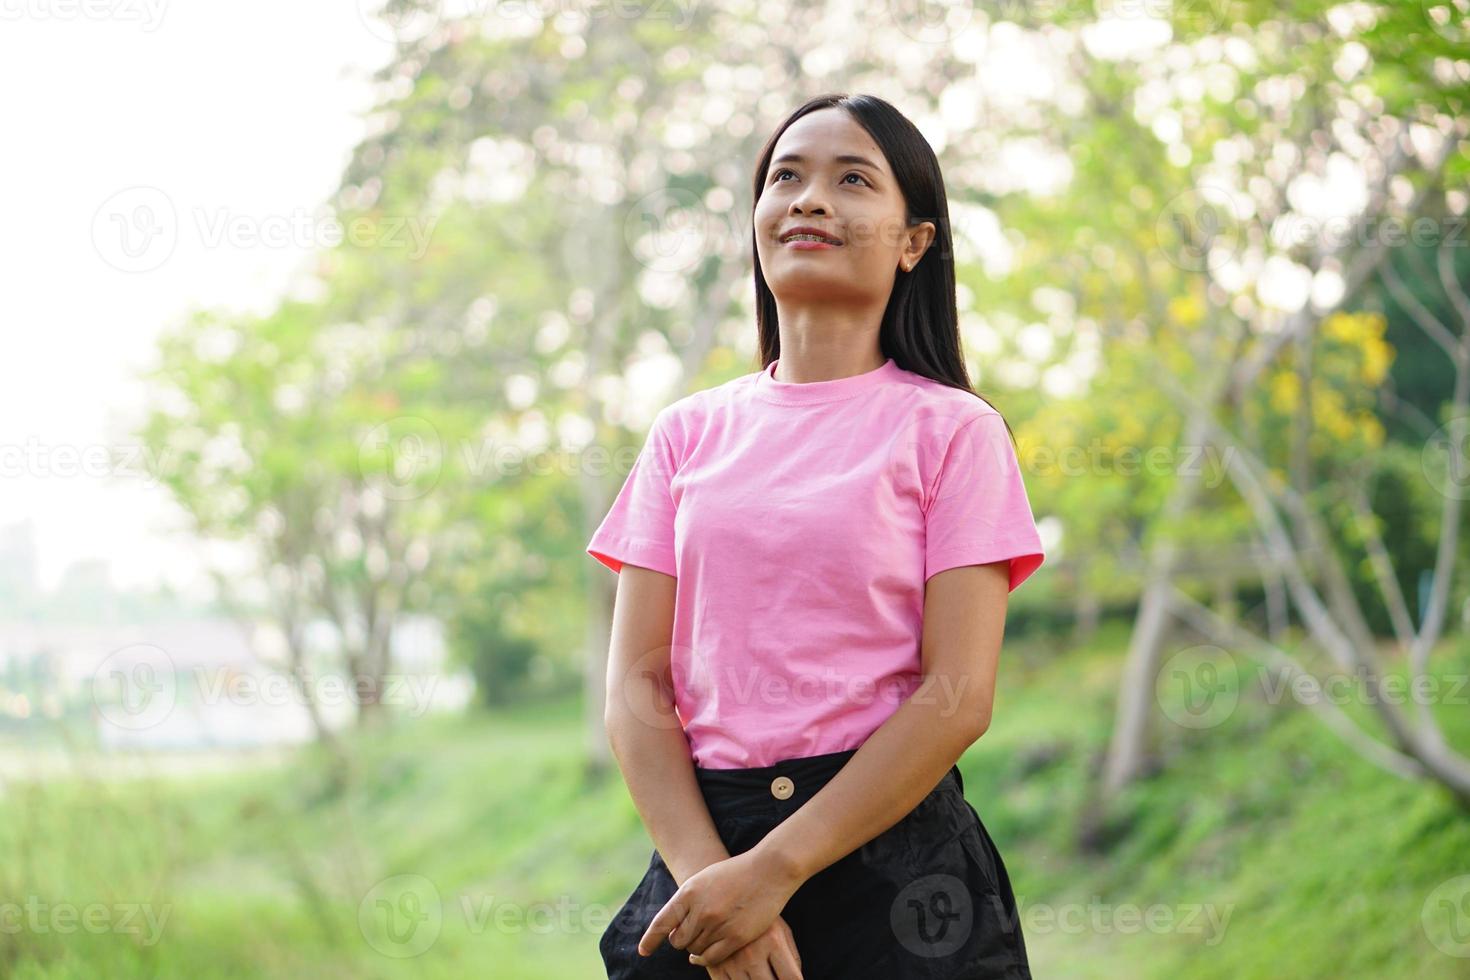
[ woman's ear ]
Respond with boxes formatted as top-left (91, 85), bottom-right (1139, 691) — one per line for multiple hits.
top-left (901, 221), bottom-right (937, 272)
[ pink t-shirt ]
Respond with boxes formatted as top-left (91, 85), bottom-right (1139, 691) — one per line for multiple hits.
top-left (586, 355), bottom-right (1045, 769)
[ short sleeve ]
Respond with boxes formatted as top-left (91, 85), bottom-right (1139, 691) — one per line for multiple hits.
top-left (586, 408), bottom-right (679, 578)
top-left (923, 412), bottom-right (1045, 592)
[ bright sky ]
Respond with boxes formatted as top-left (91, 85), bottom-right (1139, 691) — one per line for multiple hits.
top-left (0, 3), bottom-right (395, 594)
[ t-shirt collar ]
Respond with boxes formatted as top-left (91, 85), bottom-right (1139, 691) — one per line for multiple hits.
top-left (754, 355), bottom-right (899, 406)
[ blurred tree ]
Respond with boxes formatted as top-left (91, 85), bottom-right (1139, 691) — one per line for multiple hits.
top-left (138, 302), bottom-right (480, 739)
top-left (993, 0), bottom-right (1470, 815)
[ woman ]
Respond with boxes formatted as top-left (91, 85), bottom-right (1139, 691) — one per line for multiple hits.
top-left (587, 92), bottom-right (1045, 980)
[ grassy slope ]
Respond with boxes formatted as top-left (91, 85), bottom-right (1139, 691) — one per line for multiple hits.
top-left (3, 623), bottom-right (1469, 978)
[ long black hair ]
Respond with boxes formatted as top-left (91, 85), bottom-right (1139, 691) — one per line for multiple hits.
top-left (750, 92), bottom-right (1014, 437)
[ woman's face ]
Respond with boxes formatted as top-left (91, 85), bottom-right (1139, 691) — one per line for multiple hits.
top-left (753, 108), bottom-right (934, 308)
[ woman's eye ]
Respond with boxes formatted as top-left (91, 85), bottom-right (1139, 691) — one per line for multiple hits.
top-left (771, 168), bottom-right (870, 186)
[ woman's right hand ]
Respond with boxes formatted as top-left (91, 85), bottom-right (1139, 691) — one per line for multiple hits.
top-left (702, 912), bottom-right (803, 979)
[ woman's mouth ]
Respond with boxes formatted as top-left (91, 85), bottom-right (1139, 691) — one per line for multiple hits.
top-left (779, 229), bottom-right (844, 250)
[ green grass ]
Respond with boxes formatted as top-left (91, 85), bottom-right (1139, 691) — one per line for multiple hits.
top-left (3, 627), bottom-right (1469, 978)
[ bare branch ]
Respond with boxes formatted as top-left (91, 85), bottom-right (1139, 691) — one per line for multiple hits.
top-left (1165, 587), bottom-right (1427, 779)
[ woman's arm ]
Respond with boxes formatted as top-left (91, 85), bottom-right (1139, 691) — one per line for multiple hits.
top-left (602, 563), bottom-right (730, 887)
top-left (747, 559), bottom-right (1012, 888)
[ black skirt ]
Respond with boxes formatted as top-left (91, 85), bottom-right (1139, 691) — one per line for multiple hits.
top-left (600, 747), bottom-right (1032, 979)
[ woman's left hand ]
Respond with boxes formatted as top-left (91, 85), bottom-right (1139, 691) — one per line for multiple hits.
top-left (638, 846), bottom-right (805, 968)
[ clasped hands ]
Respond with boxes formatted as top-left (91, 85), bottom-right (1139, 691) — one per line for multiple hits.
top-left (638, 845), bottom-right (807, 978)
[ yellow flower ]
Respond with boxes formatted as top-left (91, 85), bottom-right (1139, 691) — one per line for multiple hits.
top-left (1270, 370), bottom-right (1300, 413)
top-left (1168, 294), bottom-right (1205, 327)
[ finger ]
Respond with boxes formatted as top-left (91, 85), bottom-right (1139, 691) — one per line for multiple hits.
top-left (770, 943), bottom-right (803, 980)
top-left (683, 919), bottom-right (718, 956)
top-left (689, 937), bottom-right (739, 968)
top-left (675, 914), bottom-right (712, 952)
top-left (711, 961), bottom-right (741, 980)
top-left (638, 900), bottom-right (683, 956)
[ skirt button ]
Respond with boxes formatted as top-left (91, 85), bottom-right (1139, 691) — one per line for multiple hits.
top-left (770, 776), bottom-right (794, 800)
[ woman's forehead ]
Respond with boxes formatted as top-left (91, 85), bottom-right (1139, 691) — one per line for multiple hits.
top-left (771, 117), bottom-right (888, 173)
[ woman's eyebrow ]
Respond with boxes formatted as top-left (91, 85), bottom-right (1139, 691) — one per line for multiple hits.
top-left (772, 152), bottom-right (884, 172)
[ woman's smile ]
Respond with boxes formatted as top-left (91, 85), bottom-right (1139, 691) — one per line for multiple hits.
top-left (778, 225), bottom-right (845, 249)
top-left (783, 236), bottom-right (841, 250)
